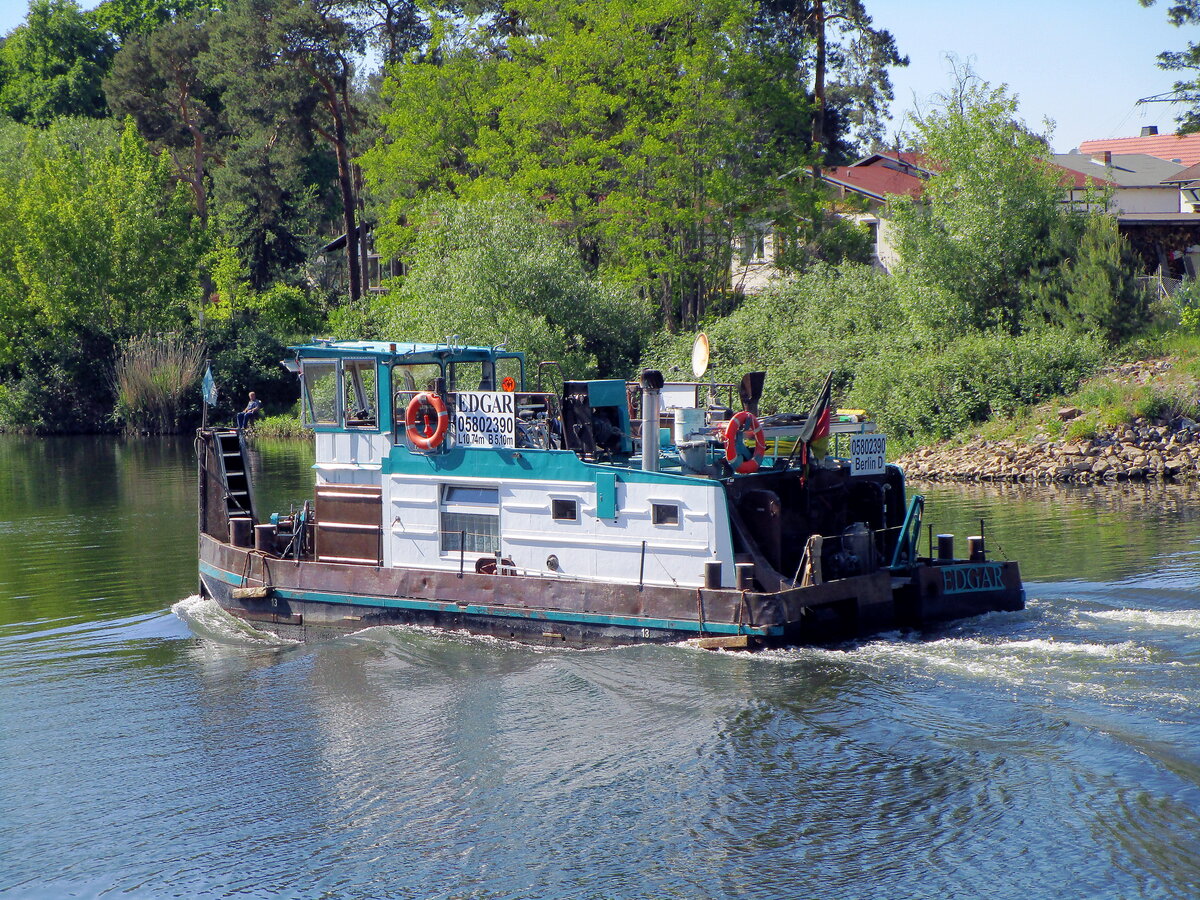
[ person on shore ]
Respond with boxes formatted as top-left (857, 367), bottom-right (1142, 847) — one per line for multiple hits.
top-left (236, 392), bottom-right (262, 431)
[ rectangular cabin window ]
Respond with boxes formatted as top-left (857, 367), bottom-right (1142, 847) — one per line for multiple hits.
top-left (551, 499), bottom-right (578, 522)
top-left (343, 359), bottom-right (378, 428)
top-left (302, 361), bottom-right (338, 426)
top-left (440, 484), bottom-right (500, 554)
top-left (449, 360), bottom-right (491, 392)
top-left (652, 503), bottom-right (680, 526)
top-left (496, 356), bottom-right (523, 392)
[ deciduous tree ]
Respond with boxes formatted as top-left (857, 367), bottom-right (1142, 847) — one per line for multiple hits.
top-left (0, 0), bottom-right (116, 124)
top-left (364, 0), bottom-right (817, 329)
top-left (889, 72), bottom-right (1068, 333)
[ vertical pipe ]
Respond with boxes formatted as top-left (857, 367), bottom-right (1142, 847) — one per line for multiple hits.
top-left (459, 531), bottom-right (465, 578)
top-left (639, 540), bottom-right (647, 590)
top-left (640, 370), bottom-right (664, 473)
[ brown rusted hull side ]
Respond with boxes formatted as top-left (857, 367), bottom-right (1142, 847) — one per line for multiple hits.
top-left (197, 535), bottom-right (1023, 648)
top-left (895, 560), bottom-right (1025, 627)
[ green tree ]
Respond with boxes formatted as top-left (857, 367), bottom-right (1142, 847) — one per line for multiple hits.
top-left (375, 195), bottom-right (654, 377)
top-left (105, 12), bottom-right (224, 228)
top-left (1028, 214), bottom-right (1153, 342)
top-left (0, 0), bottom-right (116, 124)
top-left (889, 71), bottom-right (1069, 333)
top-left (90, 0), bottom-right (223, 40)
top-left (1139, 0), bottom-right (1200, 132)
top-left (364, 0), bottom-right (816, 329)
top-left (755, 0), bottom-right (906, 174)
top-left (199, 0), bottom-right (331, 288)
top-left (0, 119), bottom-right (204, 430)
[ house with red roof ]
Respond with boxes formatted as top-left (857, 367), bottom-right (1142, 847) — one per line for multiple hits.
top-left (733, 141), bottom-right (1200, 291)
top-left (1078, 126), bottom-right (1200, 168)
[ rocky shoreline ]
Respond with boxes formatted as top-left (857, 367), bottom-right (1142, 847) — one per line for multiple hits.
top-left (897, 359), bottom-right (1200, 484)
top-left (899, 415), bottom-right (1200, 483)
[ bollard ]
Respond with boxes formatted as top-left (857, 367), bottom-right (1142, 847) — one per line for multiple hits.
top-left (735, 562), bottom-right (755, 591)
top-left (229, 517), bottom-right (253, 548)
top-left (254, 524), bottom-right (277, 554)
top-left (968, 535), bottom-right (986, 562)
top-left (937, 533), bottom-right (954, 562)
top-left (704, 561), bottom-right (723, 590)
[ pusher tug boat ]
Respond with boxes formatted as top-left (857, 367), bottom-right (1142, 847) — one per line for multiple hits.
top-left (196, 336), bottom-right (1023, 649)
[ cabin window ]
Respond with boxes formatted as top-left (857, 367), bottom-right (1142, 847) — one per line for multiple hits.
top-left (392, 362), bottom-right (443, 427)
top-left (343, 359), bottom-right (378, 428)
top-left (551, 499), bottom-right (578, 522)
top-left (496, 356), bottom-right (523, 392)
top-left (449, 360), bottom-right (490, 392)
top-left (652, 503), bottom-right (679, 526)
top-left (302, 361), bottom-right (338, 426)
top-left (440, 484), bottom-right (500, 554)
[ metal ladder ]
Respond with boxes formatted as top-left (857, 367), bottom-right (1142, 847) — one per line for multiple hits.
top-left (214, 430), bottom-right (257, 523)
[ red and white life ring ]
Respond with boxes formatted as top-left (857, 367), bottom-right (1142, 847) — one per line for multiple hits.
top-left (406, 392), bottom-right (449, 450)
top-left (724, 411), bottom-right (766, 474)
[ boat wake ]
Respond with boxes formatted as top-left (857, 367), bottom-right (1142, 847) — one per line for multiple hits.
top-left (1084, 607), bottom-right (1200, 633)
top-left (170, 595), bottom-right (299, 648)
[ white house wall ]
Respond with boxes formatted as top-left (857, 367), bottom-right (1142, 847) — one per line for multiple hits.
top-left (1112, 187), bottom-right (1182, 214)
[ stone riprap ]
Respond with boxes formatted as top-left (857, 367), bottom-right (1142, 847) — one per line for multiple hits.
top-left (898, 358), bottom-right (1200, 484)
top-left (899, 417), bottom-right (1200, 483)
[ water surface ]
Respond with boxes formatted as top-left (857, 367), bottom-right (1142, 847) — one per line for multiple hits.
top-left (2, 437), bottom-right (1199, 899)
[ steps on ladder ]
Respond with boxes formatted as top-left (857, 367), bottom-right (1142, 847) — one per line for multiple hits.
top-left (214, 429), bottom-right (256, 522)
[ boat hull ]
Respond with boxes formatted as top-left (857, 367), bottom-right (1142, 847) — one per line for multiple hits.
top-left (198, 534), bottom-right (1023, 648)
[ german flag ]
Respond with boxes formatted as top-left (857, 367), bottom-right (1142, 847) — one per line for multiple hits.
top-left (798, 371), bottom-right (833, 444)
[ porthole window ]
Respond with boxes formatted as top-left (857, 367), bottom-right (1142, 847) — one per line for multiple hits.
top-left (552, 499), bottom-right (578, 522)
top-left (651, 503), bottom-right (679, 526)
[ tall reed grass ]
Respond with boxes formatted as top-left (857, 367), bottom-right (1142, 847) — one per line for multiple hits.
top-left (112, 333), bottom-right (205, 433)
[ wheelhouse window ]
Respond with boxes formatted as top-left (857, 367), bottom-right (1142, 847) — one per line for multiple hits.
top-left (551, 499), bottom-right (578, 522)
top-left (496, 356), bottom-right (523, 392)
top-left (393, 362), bottom-right (443, 437)
top-left (652, 503), bottom-right (679, 526)
top-left (343, 359), bottom-right (378, 428)
top-left (449, 360), bottom-right (489, 392)
top-left (302, 361), bottom-right (338, 426)
top-left (440, 484), bottom-right (500, 554)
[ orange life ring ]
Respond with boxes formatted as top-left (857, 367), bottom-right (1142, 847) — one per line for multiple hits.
top-left (406, 392), bottom-right (449, 450)
top-left (724, 411), bottom-right (766, 474)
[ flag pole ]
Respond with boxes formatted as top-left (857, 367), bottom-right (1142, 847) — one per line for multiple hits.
top-left (201, 358), bottom-right (211, 430)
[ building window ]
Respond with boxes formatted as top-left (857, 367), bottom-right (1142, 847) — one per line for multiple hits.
top-left (652, 503), bottom-right (679, 526)
top-left (552, 499), bottom-right (578, 521)
top-left (440, 485), bottom-right (500, 554)
top-left (741, 227), bottom-right (769, 265)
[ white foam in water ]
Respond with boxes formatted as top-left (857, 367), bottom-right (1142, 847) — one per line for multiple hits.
top-left (1088, 608), bottom-right (1200, 632)
top-left (170, 595), bottom-right (300, 647)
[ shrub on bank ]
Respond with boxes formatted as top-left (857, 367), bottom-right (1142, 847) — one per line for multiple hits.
top-left (643, 263), bottom-right (1109, 451)
top-left (112, 333), bottom-right (206, 434)
top-left (849, 328), bottom-right (1106, 448)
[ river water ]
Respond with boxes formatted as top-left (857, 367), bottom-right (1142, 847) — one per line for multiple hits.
top-left (1, 435), bottom-right (1199, 899)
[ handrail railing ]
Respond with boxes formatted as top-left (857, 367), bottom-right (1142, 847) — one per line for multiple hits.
top-left (889, 494), bottom-right (924, 570)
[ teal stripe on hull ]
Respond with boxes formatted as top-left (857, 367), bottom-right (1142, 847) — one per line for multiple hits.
top-left (200, 561), bottom-right (779, 637)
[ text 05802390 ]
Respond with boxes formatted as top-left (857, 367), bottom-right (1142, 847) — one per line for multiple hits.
top-left (850, 434), bottom-right (886, 476)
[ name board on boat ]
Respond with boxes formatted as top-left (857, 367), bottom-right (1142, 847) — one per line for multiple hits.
top-left (850, 434), bottom-right (886, 476)
top-left (455, 392), bottom-right (517, 447)
top-left (940, 563), bottom-right (1006, 595)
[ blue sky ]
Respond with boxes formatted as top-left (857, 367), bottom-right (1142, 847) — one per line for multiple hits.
top-left (871, 0), bottom-right (1193, 151)
top-left (0, 0), bottom-right (1192, 153)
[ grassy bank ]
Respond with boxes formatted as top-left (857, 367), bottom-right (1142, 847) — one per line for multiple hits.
top-left (932, 333), bottom-right (1200, 450)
